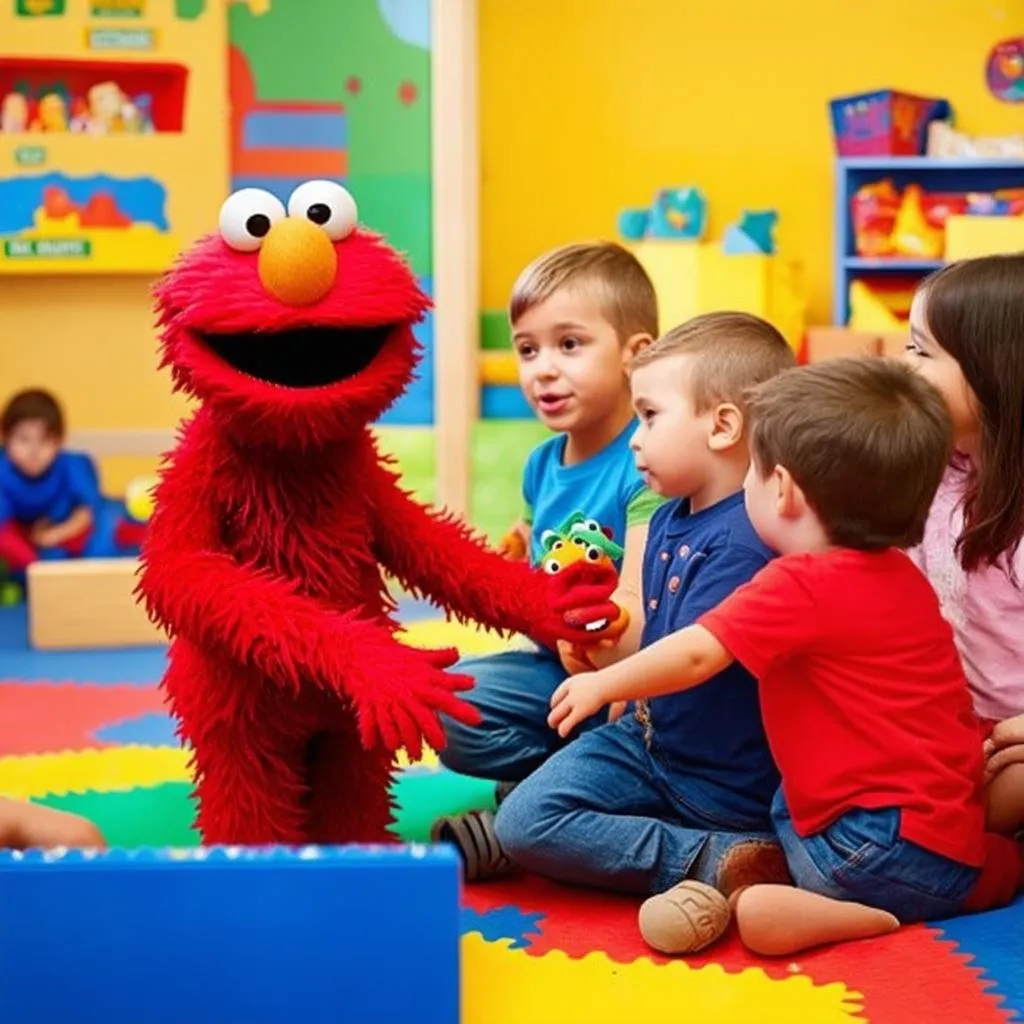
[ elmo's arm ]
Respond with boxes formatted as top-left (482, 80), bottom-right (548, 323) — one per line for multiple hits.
top-left (137, 425), bottom-right (471, 729)
top-left (367, 453), bottom-right (616, 645)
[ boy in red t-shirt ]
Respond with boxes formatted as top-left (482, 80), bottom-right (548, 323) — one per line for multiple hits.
top-left (550, 358), bottom-right (1024, 956)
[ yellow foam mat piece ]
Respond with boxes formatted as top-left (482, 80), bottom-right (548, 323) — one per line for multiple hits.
top-left (0, 747), bottom-right (192, 801)
top-left (461, 935), bottom-right (863, 1023)
top-left (0, 745), bottom-right (441, 801)
top-left (398, 617), bottom-right (513, 658)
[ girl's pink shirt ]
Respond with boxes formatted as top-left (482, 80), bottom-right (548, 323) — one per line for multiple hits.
top-left (910, 462), bottom-right (1024, 722)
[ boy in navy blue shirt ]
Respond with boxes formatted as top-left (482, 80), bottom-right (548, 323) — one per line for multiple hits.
top-left (491, 313), bottom-right (796, 901)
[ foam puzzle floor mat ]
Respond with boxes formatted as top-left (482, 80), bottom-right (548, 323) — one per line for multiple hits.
top-left (1, 603), bottom-right (1021, 1023)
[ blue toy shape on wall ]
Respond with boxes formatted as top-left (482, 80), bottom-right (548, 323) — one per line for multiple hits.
top-left (723, 209), bottom-right (778, 255)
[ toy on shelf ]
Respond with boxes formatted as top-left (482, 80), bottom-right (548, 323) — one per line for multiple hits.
top-left (723, 210), bottom-right (778, 255)
top-left (618, 187), bottom-right (708, 242)
top-left (927, 121), bottom-right (1024, 160)
top-left (891, 184), bottom-right (945, 259)
top-left (829, 89), bottom-right (952, 156)
top-left (1, 79), bottom-right (156, 135)
top-left (848, 277), bottom-right (917, 333)
top-left (1, 92), bottom-right (28, 133)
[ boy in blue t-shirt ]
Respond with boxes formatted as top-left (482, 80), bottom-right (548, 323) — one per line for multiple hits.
top-left (487, 313), bottom-right (798, 906)
top-left (437, 243), bottom-right (662, 811)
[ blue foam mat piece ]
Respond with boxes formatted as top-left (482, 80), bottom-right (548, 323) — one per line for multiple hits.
top-left (936, 898), bottom-right (1024, 1020)
top-left (94, 712), bottom-right (179, 747)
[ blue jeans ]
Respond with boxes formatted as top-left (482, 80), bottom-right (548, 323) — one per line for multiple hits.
top-left (771, 790), bottom-right (979, 924)
top-left (438, 648), bottom-right (608, 781)
top-left (492, 715), bottom-right (777, 895)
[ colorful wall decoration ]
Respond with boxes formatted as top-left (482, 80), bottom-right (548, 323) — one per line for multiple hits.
top-left (0, 3), bottom-right (226, 273)
top-left (478, 0), bottom-right (1024, 328)
top-left (227, 0), bottom-right (434, 425)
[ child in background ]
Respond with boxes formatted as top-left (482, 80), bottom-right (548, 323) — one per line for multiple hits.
top-left (903, 253), bottom-right (1024, 836)
top-left (0, 389), bottom-right (146, 577)
top-left (551, 359), bottom-right (1023, 957)
top-left (0, 390), bottom-right (97, 572)
top-left (490, 313), bottom-right (796, 904)
top-left (433, 243), bottom-right (665, 877)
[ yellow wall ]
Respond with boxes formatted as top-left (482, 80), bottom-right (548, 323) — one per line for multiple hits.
top-left (479, 0), bottom-right (1024, 325)
top-left (0, 0), bottom-right (226, 490)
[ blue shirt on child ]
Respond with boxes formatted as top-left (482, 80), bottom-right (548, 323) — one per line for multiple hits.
top-left (638, 492), bottom-right (780, 826)
top-left (0, 451), bottom-right (100, 527)
top-left (522, 420), bottom-right (662, 567)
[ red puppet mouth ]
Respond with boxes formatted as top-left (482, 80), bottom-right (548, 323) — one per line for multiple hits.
top-left (197, 324), bottom-right (397, 389)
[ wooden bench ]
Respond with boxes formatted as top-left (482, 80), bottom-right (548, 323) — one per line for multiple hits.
top-left (24, 428), bottom-right (173, 651)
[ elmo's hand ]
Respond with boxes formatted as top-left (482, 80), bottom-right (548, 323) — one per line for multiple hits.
top-left (531, 560), bottom-right (620, 650)
top-left (351, 644), bottom-right (480, 761)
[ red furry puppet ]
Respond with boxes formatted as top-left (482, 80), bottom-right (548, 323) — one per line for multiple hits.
top-left (139, 181), bottom-right (618, 845)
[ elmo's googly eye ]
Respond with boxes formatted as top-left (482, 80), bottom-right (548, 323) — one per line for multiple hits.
top-left (218, 189), bottom-right (286, 252)
top-left (287, 180), bottom-right (358, 241)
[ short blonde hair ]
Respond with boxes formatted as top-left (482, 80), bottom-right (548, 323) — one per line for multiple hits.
top-left (631, 312), bottom-right (794, 411)
top-left (509, 241), bottom-right (659, 341)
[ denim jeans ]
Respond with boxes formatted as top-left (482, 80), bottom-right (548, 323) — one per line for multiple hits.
top-left (771, 790), bottom-right (979, 923)
top-left (438, 647), bottom-right (608, 782)
top-left (492, 715), bottom-right (777, 895)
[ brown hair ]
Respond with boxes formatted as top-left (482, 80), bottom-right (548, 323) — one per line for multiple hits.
top-left (1, 389), bottom-right (65, 442)
top-left (918, 253), bottom-right (1024, 574)
top-left (631, 311), bottom-right (795, 410)
top-left (747, 358), bottom-right (953, 550)
top-left (509, 241), bottom-right (659, 340)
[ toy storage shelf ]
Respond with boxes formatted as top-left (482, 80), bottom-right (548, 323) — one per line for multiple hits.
top-left (0, 5), bottom-right (227, 277)
top-left (833, 156), bottom-right (1024, 324)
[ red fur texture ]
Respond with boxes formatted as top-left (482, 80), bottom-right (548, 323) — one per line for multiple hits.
top-left (139, 215), bottom-right (617, 845)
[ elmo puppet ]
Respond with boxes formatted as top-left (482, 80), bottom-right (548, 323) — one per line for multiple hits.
top-left (138, 181), bottom-right (617, 845)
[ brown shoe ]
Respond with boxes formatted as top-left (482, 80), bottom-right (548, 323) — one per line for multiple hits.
top-left (716, 839), bottom-right (792, 897)
top-left (638, 880), bottom-right (731, 954)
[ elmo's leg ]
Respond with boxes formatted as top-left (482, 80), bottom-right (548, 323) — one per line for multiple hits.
top-left (305, 715), bottom-right (395, 844)
top-left (164, 642), bottom-right (312, 845)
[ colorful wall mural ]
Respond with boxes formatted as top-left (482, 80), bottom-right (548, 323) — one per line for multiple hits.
top-left (227, 0), bottom-right (434, 425)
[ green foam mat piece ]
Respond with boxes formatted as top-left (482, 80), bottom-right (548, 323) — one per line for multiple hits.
top-left (37, 783), bottom-right (200, 848)
top-left (33, 768), bottom-right (496, 848)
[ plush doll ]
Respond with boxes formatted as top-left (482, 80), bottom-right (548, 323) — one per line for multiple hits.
top-left (139, 181), bottom-right (617, 845)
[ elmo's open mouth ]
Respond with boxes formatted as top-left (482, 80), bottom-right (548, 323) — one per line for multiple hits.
top-left (197, 325), bottom-right (395, 388)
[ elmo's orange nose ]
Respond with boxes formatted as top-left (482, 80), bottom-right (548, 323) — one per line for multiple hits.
top-left (257, 218), bottom-right (337, 306)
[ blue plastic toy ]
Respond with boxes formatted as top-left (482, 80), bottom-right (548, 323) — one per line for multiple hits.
top-left (0, 844), bottom-right (461, 1024)
top-left (723, 209), bottom-right (778, 255)
top-left (618, 187), bottom-right (708, 242)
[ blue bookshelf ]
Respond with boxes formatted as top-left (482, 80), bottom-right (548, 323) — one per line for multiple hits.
top-left (833, 157), bottom-right (1024, 324)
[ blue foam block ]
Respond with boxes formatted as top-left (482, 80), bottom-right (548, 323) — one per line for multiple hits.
top-left (0, 845), bottom-right (460, 1024)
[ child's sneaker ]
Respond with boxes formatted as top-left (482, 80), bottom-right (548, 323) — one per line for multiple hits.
top-left (638, 880), bottom-right (731, 954)
top-left (430, 810), bottom-right (513, 882)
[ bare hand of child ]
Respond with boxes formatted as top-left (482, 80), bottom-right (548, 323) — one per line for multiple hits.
top-left (497, 522), bottom-right (529, 561)
top-left (0, 798), bottom-right (107, 850)
top-left (984, 713), bottom-right (1024, 779)
top-left (548, 672), bottom-right (610, 738)
top-left (31, 520), bottom-right (59, 548)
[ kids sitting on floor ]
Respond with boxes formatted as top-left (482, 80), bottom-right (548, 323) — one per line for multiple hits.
top-left (548, 357), bottom-right (1024, 957)
top-left (433, 241), bottom-right (666, 875)
top-left (0, 389), bottom-right (146, 578)
top-left (485, 313), bottom-right (797, 898)
top-left (903, 253), bottom-right (1024, 838)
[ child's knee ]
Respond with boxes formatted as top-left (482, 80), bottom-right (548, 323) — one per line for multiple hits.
top-left (986, 762), bottom-right (1024, 834)
top-left (494, 788), bottom-right (561, 866)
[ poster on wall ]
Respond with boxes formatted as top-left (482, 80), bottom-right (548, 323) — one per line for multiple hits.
top-left (986, 37), bottom-right (1024, 103)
